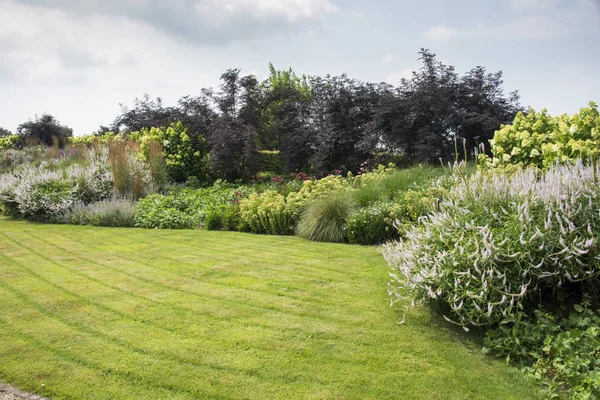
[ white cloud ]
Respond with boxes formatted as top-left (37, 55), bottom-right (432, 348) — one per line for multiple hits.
top-left (13, 0), bottom-right (338, 45)
top-left (380, 53), bottom-right (394, 65)
top-left (508, 0), bottom-right (559, 10)
top-left (423, 24), bottom-right (458, 41)
top-left (385, 68), bottom-right (415, 84)
top-left (473, 0), bottom-right (599, 40)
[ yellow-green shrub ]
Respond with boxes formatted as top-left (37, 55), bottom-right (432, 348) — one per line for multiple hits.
top-left (0, 135), bottom-right (20, 150)
top-left (239, 190), bottom-right (293, 235)
top-left (486, 102), bottom-right (600, 170)
top-left (133, 122), bottom-right (209, 183)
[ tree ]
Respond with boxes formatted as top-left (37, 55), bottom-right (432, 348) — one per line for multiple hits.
top-left (17, 114), bottom-right (73, 147)
top-left (0, 127), bottom-right (12, 137)
top-left (208, 116), bottom-right (259, 181)
top-left (456, 66), bottom-right (522, 151)
top-left (207, 70), bottom-right (261, 180)
top-left (309, 75), bottom-right (380, 175)
top-left (261, 64), bottom-right (313, 171)
top-left (369, 49), bottom-right (520, 163)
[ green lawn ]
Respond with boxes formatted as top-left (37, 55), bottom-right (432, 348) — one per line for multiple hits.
top-left (0, 218), bottom-right (540, 399)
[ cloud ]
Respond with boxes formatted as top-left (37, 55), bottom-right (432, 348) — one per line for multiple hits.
top-left (423, 24), bottom-right (458, 41)
top-left (508, 0), bottom-right (560, 10)
top-left (385, 68), bottom-right (415, 84)
top-left (14, 0), bottom-right (338, 46)
top-left (380, 53), bottom-right (394, 65)
top-left (474, 0), bottom-right (599, 40)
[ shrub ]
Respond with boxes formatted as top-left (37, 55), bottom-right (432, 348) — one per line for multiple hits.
top-left (259, 150), bottom-right (284, 174)
top-left (384, 161), bottom-right (600, 330)
top-left (296, 191), bottom-right (356, 242)
top-left (485, 304), bottom-right (600, 399)
top-left (486, 102), bottom-right (600, 170)
top-left (345, 202), bottom-right (396, 245)
top-left (135, 121), bottom-right (209, 183)
top-left (134, 193), bottom-right (198, 229)
top-left (0, 134), bottom-right (20, 150)
top-left (0, 146), bottom-right (48, 172)
top-left (238, 190), bottom-right (293, 235)
top-left (345, 188), bottom-right (442, 245)
top-left (286, 174), bottom-right (349, 217)
top-left (134, 184), bottom-right (248, 230)
top-left (66, 198), bottom-right (137, 227)
top-left (12, 171), bottom-right (78, 221)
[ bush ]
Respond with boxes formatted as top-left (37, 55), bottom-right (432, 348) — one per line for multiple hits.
top-left (134, 184), bottom-right (248, 230)
top-left (134, 121), bottom-right (209, 183)
top-left (66, 199), bottom-right (137, 227)
top-left (134, 193), bottom-right (198, 229)
top-left (296, 191), bottom-right (356, 242)
top-left (345, 188), bottom-right (441, 245)
top-left (345, 202), bottom-right (396, 245)
top-left (259, 150), bottom-right (284, 174)
top-left (0, 145), bottom-right (152, 221)
top-left (485, 304), bottom-right (600, 399)
top-left (238, 190), bottom-right (293, 235)
top-left (384, 161), bottom-right (600, 330)
top-left (0, 134), bottom-right (20, 150)
top-left (486, 102), bottom-right (600, 170)
top-left (13, 172), bottom-right (78, 221)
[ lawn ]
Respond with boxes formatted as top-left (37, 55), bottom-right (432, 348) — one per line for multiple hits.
top-left (0, 218), bottom-right (540, 399)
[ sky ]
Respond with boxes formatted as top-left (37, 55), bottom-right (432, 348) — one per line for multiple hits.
top-left (0, 0), bottom-right (599, 135)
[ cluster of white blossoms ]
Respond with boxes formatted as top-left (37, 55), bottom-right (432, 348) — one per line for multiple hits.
top-left (384, 161), bottom-right (600, 329)
top-left (0, 147), bottom-right (120, 219)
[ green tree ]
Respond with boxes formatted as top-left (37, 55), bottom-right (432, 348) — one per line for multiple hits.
top-left (17, 114), bottom-right (73, 147)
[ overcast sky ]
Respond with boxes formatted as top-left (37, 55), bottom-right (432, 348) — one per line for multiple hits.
top-left (1, 0), bottom-right (599, 134)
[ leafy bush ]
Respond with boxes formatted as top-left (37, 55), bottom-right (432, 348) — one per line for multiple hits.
top-left (0, 146), bottom-right (49, 173)
top-left (134, 184), bottom-right (247, 230)
top-left (487, 102), bottom-right (600, 170)
top-left (345, 188), bottom-right (441, 245)
top-left (384, 161), bottom-right (600, 330)
top-left (13, 172), bottom-right (78, 221)
top-left (345, 202), bottom-right (396, 245)
top-left (66, 198), bottom-right (137, 227)
top-left (238, 190), bottom-right (293, 235)
top-left (69, 131), bottom-right (117, 146)
top-left (296, 191), bottom-right (356, 242)
top-left (0, 134), bottom-right (20, 150)
top-left (134, 193), bottom-right (198, 229)
top-left (134, 121), bottom-right (209, 183)
top-left (259, 150), bottom-right (284, 174)
top-left (485, 304), bottom-right (600, 399)
top-left (0, 145), bottom-right (151, 221)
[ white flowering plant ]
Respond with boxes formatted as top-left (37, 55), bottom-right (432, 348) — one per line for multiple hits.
top-left (384, 161), bottom-right (600, 330)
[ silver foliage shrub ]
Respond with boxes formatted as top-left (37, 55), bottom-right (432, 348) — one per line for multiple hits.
top-left (384, 161), bottom-right (600, 330)
top-left (0, 145), bottom-right (147, 220)
top-left (64, 198), bottom-right (137, 227)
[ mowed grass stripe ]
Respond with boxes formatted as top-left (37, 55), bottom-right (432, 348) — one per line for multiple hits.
top-left (11, 229), bottom-right (375, 329)
top-left (0, 237), bottom-right (355, 355)
top-left (0, 241), bottom-right (366, 361)
top-left (0, 219), bottom-right (542, 399)
top-left (0, 279), bottom-right (328, 393)
top-left (66, 225), bottom-right (359, 281)
top-left (0, 317), bottom-right (226, 400)
top-left (21, 226), bottom-right (378, 322)
top-left (0, 326), bottom-right (194, 400)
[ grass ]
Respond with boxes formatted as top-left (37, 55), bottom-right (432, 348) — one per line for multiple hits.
top-left (0, 218), bottom-right (541, 399)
